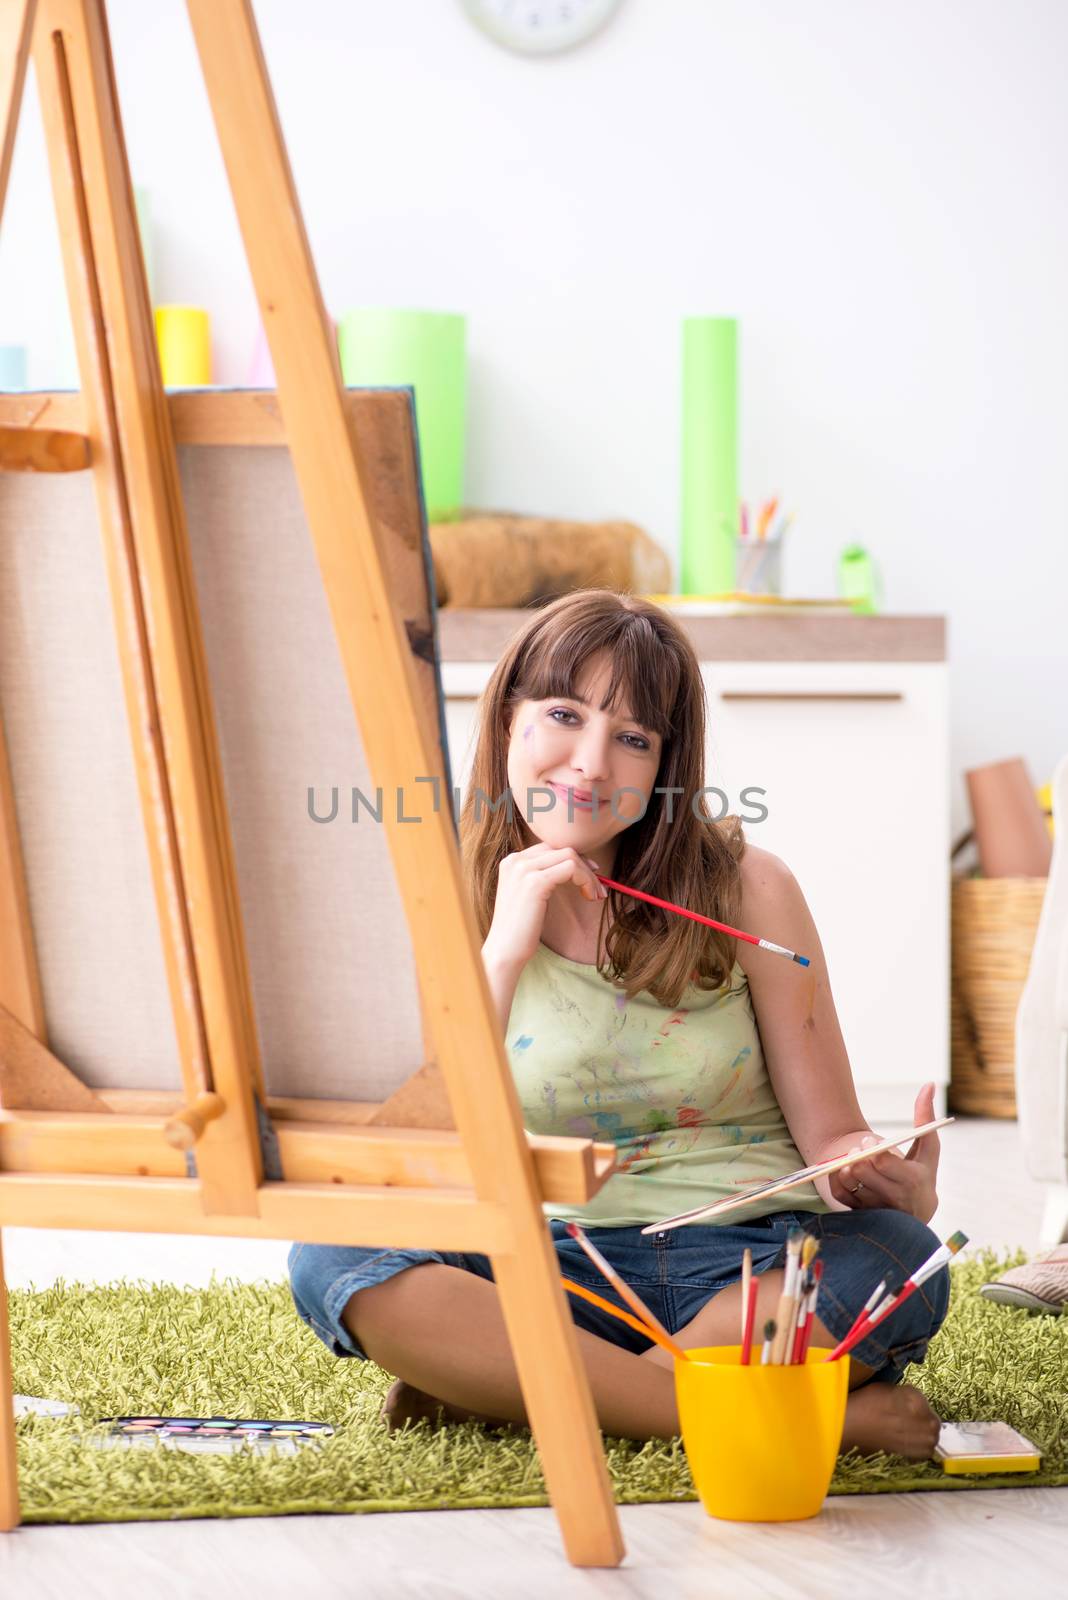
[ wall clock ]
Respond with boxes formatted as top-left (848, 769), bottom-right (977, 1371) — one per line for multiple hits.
top-left (459, 0), bottom-right (624, 57)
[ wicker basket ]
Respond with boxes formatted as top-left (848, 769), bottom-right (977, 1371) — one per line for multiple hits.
top-left (949, 875), bottom-right (1047, 1118)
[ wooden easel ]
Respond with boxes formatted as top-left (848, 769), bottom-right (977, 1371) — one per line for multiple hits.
top-left (0, 0), bottom-right (623, 1565)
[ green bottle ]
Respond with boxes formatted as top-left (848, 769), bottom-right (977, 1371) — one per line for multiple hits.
top-left (837, 544), bottom-right (881, 614)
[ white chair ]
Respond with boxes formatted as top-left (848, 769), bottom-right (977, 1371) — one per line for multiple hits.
top-left (1015, 752), bottom-right (1068, 1246)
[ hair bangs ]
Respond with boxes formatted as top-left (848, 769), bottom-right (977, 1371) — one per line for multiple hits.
top-left (508, 606), bottom-right (677, 742)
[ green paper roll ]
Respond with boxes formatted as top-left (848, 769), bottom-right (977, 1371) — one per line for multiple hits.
top-left (681, 317), bottom-right (738, 594)
top-left (337, 309), bottom-right (466, 522)
top-left (154, 306), bottom-right (211, 386)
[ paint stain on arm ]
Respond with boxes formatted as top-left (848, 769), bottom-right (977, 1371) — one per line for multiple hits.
top-left (802, 970), bottom-right (818, 1032)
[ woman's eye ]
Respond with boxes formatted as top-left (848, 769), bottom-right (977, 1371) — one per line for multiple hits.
top-left (547, 709), bottom-right (649, 750)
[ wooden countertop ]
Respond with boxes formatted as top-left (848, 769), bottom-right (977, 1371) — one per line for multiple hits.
top-left (436, 610), bottom-right (946, 663)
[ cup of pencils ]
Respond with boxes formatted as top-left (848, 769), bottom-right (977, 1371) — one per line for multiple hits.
top-left (563, 1220), bottom-right (967, 1524)
top-left (735, 498), bottom-right (790, 596)
top-left (675, 1341), bottom-right (848, 1522)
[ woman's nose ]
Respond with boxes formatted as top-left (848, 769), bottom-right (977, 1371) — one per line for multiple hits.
top-left (572, 726), bottom-right (612, 779)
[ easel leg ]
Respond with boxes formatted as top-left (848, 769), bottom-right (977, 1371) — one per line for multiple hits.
top-left (183, 0), bottom-right (623, 1566)
top-left (493, 1244), bottom-right (625, 1568)
top-left (0, 1232), bottom-right (21, 1532)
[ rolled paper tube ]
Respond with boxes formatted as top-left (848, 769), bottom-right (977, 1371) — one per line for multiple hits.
top-left (966, 758), bottom-right (1052, 878)
top-left (337, 308), bottom-right (466, 521)
top-left (164, 1091), bottom-right (225, 1150)
top-left (154, 306), bottom-right (211, 386)
top-left (247, 320), bottom-right (276, 386)
top-left (249, 316), bottom-right (339, 387)
top-left (0, 345), bottom-right (27, 389)
top-left (681, 316), bottom-right (737, 595)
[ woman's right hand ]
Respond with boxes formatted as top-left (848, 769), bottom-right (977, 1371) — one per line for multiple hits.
top-left (482, 843), bottom-right (608, 971)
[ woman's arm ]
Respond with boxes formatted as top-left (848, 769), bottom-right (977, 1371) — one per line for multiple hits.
top-left (734, 844), bottom-right (940, 1221)
top-left (481, 942), bottom-right (524, 1039)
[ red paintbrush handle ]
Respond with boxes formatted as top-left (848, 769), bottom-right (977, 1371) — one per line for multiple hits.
top-left (593, 874), bottom-right (758, 945)
top-left (740, 1277), bottom-right (759, 1365)
top-left (866, 1278), bottom-right (918, 1331)
top-left (593, 873), bottom-right (810, 966)
top-left (824, 1280), bottom-right (918, 1362)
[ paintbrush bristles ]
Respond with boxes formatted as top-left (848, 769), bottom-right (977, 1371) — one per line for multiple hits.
top-left (801, 1235), bottom-right (820, 1269)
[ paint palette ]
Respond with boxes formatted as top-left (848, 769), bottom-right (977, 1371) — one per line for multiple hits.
top-left (94, 1416), bottom-right (335, 1455)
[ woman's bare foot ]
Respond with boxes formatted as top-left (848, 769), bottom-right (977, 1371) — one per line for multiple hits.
top-left (842, 1382), bottom-right (941, 1460)
top-left (381, 1379), bottom-right (510, 1433)
top-left (382, 1376), bottom-right (940, 1461)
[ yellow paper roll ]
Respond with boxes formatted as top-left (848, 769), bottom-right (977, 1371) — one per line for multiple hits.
top-left (154, 305), bottom-right (211, 386)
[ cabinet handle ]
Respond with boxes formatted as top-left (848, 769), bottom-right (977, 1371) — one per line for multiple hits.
top-left (718, 690), bottom-right (904, 702)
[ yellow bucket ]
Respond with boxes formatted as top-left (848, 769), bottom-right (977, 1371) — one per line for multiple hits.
top-left (675, 1344), bottom-right (850, 1522)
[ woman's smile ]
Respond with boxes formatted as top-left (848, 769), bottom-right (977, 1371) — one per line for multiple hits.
top-left (548, 781), bottom-right (597, 811)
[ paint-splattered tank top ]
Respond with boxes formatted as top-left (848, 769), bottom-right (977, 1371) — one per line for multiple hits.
top-left (507, 941), bottom-right (832, 1228)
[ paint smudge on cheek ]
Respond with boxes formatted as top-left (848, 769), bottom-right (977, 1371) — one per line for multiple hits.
top-left (512, 1034), bottom-right (534, 1051)
top-left (523, 724), bottom-right (533, 741)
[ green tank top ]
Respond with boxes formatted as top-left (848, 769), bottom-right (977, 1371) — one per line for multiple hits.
top-left (508, 941), bottom-right (832, 1228)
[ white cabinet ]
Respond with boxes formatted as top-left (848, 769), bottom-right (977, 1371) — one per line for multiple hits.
top-left (702, 661), bottom-right (949, 1123)
top-left (440, 657), bottom-right (949, 1123)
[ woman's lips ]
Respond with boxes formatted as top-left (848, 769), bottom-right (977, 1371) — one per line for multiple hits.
top-left (548, 782), bottom-right (595, 809)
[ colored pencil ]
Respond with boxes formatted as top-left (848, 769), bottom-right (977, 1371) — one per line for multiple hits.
top-left (591, 873), bottom-right (810, 967)
top-left (756, 497), bottom-right (779, 541)
top-left (560, 1278), bottom-right (689, 1362)
top-left (565, 1222), bottom-right (689, 1361)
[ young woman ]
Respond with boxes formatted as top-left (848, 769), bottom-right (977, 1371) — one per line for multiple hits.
top-left (289, 591), bottom-right (949, 1459)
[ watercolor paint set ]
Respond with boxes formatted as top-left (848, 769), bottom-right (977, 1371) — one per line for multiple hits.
top-left (93, 1416), bottom-right (335, 1455)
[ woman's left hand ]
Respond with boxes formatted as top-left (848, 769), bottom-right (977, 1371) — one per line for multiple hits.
top-left (829, 1083), bottom-right (941, 1223)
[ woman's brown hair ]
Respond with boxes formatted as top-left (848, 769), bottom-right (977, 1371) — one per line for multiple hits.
top-left (459, 589), bottom-right (747, 1007)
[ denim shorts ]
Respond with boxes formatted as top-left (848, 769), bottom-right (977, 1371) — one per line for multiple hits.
top-left (288, 1206), bottom-right (951, 1385)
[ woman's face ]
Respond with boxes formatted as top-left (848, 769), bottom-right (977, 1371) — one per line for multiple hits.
top-left (504, 651), bottom-right (663, 860)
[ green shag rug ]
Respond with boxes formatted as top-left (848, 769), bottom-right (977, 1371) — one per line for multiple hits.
top-left (8, 1247), bottom-right (1068, 1524)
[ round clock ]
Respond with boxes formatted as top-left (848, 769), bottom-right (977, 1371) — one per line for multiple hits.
top-left (459, 0), bottom-right (624, 57)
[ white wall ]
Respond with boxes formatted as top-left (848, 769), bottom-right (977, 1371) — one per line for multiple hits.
top-left (2, 0), bottom-right (1066, 837)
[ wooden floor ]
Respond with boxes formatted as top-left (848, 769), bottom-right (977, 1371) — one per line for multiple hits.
top-left (1, 1117), bottom-right (1064, 1597)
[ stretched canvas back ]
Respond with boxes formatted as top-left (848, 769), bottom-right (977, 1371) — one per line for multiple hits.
top-left (0, 388), bottom-right (451, 1103)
